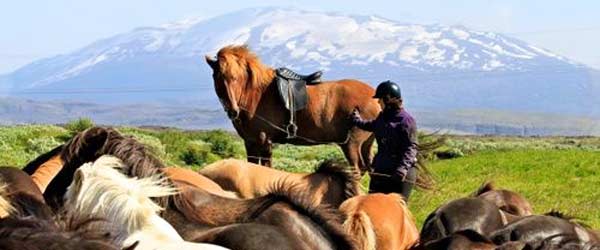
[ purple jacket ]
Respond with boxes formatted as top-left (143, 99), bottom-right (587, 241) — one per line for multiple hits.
top-left (352, 107), bottom-right (418, 177)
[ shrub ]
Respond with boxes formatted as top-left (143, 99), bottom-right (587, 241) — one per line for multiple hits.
top-left (64, 118), bottom-right (95, 135)
top-left (180, 140), bottom-right (221, 166)
top-left (199, 130), bottom-right (244, 158)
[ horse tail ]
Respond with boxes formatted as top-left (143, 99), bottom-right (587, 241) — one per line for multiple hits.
top-left (313, 160), bottom-right (361, 200)
top-left (415, 132), bottom-right (446, 190)
top-left (472, 181), bottom-right (496, 197)
top-left (343, 210), bottom-right (376, 250)
top-left (359, 133), bottom-right (376, 174)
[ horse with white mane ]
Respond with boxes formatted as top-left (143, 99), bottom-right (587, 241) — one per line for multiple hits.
top-left (64, 155), bottom-right (229, 250)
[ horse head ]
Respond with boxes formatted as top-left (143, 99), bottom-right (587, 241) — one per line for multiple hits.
top-left (205, 45), bottom-right (275, 120)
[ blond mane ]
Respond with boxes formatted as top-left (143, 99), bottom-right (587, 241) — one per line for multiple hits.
top-left (217, 45), bottom-right (275, 91)
top-left (0, 183), bottom-right (14, 218)
top-left (64, 155), bottom-right (177, 234)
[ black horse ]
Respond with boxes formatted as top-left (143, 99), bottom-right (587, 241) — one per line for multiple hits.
top-left (491, 212), bottom-right (600, 250)
top-left (420, 197), bottom-right (506, 244)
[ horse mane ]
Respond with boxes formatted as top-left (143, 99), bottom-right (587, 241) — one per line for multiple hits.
top-left (472, 181), bottom-right (496, 197)
top-left (58, 127), bottom-right (172, 207)
top-left (545, 210), bottom-right (576, 221)
top-left (62, 127), bottom-right (166, 179)
top-left (313, 159), bottom-right (361, 200)
top-left (0, 214), bottom-right (126, 250)
top-left (217, 45), bottom-right (275, 90)
top-left (8, 192), bottom-right (54, 220)
top-left (545, 210), bottom-right (592, 230)
top-left (0, 184), bottom-right (14, 218)
top-left (243, 182), bottom-right (358, 250)
top-left (172, 180), bottom-right (357, 250)
top-left (22, 144), bottom-right (64, 175)
top-left (65, 155), bottom-right (177, 234)
top-left (414, 132), bottom-right (447, 190)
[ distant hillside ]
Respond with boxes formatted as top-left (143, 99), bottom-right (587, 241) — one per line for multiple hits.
top-left (1, 97), bottom-right (598, 136)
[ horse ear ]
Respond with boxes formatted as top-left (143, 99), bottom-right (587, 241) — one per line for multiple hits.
top-left (205, 55), bottom-right (218, 70)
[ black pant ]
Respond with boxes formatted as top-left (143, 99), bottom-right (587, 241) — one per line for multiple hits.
top-left (368, 167), bottom-right (417, 202)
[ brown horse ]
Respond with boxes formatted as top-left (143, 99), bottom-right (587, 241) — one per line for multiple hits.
top-left (162, 167), bottom-right (238, 198)
top-left (43, 126), bottom-right (171, 209)
top-left (473, 181), bottom-right (534, 218)
top-left (205, 45), bottom-right (380, 174)
top-left (198, 158), bottom-right (361, 207)
top-left (340, 193), bottom-right (419, 250)
top-left (0, 167), bottom-right (53, 219)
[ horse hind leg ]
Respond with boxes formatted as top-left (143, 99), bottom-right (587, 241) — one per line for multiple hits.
top-left (340, 142), bottom-right (360, 173)
top-left (360, 133), bottom-right (375, 174)
top-left (342, 130), bottom-right (373, 176)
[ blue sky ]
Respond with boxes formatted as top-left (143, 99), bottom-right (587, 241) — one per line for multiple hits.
top-left (1, 0), bottom-right (599, 73)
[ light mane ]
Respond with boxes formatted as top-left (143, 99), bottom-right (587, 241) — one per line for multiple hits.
top-left (65, 155), bottom-right (177, 234)
top-left (217, 45), bottom-right (275, 90)
top-left (0, 183), bottom-right (14, 218)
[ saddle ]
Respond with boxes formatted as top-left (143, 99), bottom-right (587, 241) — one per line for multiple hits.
top-left (275, 67), bottom-right (322, 112)
top-left (274, 67), bottom-right (323, 138)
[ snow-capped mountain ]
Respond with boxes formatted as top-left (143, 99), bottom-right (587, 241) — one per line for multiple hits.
top-left (3, 7), bottom-right (599, 117)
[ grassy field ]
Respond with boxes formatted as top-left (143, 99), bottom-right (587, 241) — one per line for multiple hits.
top-left (2, 121), bottom-right (599, 228)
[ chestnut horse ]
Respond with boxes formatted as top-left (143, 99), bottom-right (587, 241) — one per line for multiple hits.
top-left (339, 193), bottom-right (419, 250)
top-left (198, 158), bottom-right (361, 207)
top-left (205, 45), bottom-right (380, 174)
top-left (163, 167), bottom-right (238, 199)
top-left (22, 145), bottom-right (65, 193)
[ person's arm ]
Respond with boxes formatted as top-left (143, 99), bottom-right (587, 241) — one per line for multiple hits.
top-left (395, 118), bottom-right (418, 179)
top-left (351, 110), bottom-right (376, 132)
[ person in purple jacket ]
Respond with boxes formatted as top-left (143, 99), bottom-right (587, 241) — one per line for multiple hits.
top-left (351, 80), bottom-right (418, 201)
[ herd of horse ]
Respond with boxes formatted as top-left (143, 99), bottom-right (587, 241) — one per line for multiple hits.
top-left (0, 126), bottom-right (596, 250)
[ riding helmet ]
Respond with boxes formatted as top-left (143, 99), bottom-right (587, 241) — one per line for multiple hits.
top-left (373, 80), bottom-right (401, 99)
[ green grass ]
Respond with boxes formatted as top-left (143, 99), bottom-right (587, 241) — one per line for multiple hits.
top-left (410, 149), bottom-right (600, 228)
top-left (1, 124), bottom-right (598, 229)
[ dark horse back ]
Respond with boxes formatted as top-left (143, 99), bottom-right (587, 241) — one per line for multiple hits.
top-left (490, 214), bottom-right (592, 249)
top-left (420, 197), bottom-right (505, 244)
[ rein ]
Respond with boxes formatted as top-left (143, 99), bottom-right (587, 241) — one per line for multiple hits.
top-left (236, 106), bottom-right (351, 145)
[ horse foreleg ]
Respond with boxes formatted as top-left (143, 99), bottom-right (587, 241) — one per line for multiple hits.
top-left (244, 141), bottom-right (260, 165)
top-left (257, 132), bottom-right (273, 167)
